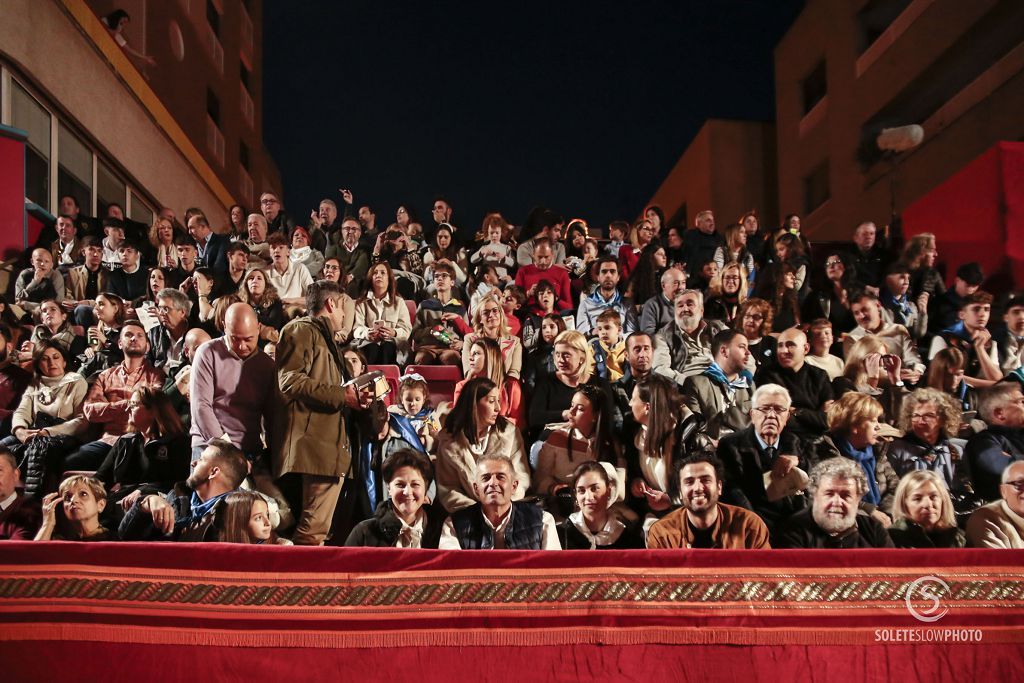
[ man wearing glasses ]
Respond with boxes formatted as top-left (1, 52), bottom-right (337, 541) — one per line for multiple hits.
top-left (965, 382), bottom-right (1024, 501)
top-left (259, 191), bottom-right (296, 236)
top-left (326, 217), bottom-right (370, 296)
top-left (718, 383), bottom-right (810, 540)
top-left (966, 460), bottom-right (1024, 548)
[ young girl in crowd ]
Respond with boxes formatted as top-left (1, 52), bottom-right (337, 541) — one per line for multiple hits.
top-left (215, 491), bottom-right (292, 545)
top-left (523, 313), bottom-right (567, 393)
top-left (453, 337), bottom-right (523, 425)
top-left (470, 216), bottom-right (515, 283)
top-left (556, 461), bottom-right (644, 550)
top-left (387, 374), bottom-right (440, 453)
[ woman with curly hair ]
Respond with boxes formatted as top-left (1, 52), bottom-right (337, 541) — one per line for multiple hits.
top-left (148, 216), bottom-right (180, 269)
top-left (734, 297), bottom-right (776, 372)
top-left (238, 268), bottom-right (286, 345)
top-left (887, 388), bottom-right (969, 495)
top-left (802, 249), bottom-right (858, 334)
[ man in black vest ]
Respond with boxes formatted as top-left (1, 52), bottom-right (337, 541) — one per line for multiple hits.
top-left (438, 455), bottom-right (560, 550)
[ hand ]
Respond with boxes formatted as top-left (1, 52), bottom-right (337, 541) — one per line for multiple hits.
top-left (179, 276), bottom-right (194, 294)
top-left (870, 509), bottom-right (892, 529)
top-left (526, 284), bottom-right (538, 298)
top-left (646, 489), bottom-right (671, 511)
top-left (142, 495), bottom-right (175, 535)
top-left (882, 354), bottom-right (902, 383)
top-left (864, 352), bottom-right (882, 379)
top-left (900, 368), bottom-right (922, 384)
top-left (916, 291), bottom-right (929, 311)
top-left (770, 454), bottom-right (799, 480)
top-left (440, 312), bottom-right (460, 322)
top-left (561, 408), bottom-right (572, 421)
top-left (339, 189), bottom-right (354, 205)
top-left (309, 210), bottom-right (324, 229)
top-left (357, 385), bottom-right (374, 409)
top-left (40, 492), bottom-right (61, 527)
top-left (175, 366), bottom-right (191, 396)
top-left (971, 328), bottom-right (992, 349)
top-left (32, 268), bottom-right (48, 283)
top-left (450, 339), bottom-right (463, 351)
top-left (120, 489), bottom-right (143, 512)
top-left (865, 285), bottom-right (880, 297)
top-left (13, 428), bottom-right (36, 444)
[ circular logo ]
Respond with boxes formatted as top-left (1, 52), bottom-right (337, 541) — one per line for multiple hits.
top-left (905, 575), bottom-right (950, 623)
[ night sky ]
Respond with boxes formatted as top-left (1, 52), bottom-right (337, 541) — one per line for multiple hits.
top-left (263, 1), bottom-right (803, 234)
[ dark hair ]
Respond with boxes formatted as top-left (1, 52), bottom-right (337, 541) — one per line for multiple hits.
top-left (534, 279), bottom-right (557, 297)
top-left (710, 328), bottom-right (742, 358)
top-left (103, 9), bottom-right (130, 28)
top-left (173, 233), bottom-right (198, 249)
top-left (734, 297), bottom-right (773, 338)
top-left (130, 386), bottom-right (185, 439)
top-left (961, 291), bottom-right (994, 309)
top-left (226, 241), bottom-right (250, 257)
top-left (644, 205), bottom-right (666, 229)
top-left (306, 280), bottom-right (344, 315)
top-left (571, 460), bottom-right (612, 491)
top-left (674, 453), bottom-right (725, 485)
top-left (772, 263), bottom-right (801, 327)
top-left (569, 384), bottom-right (617, 467)
top-left (365, 260), bottom-right (397, 300)
top-left (80, 235), bottom-right (102, 249)
top-left (267, 232), bottom-right (290, 248)
top-left (204, 438), bottom-right (248, 489)
top-left (635, 374), bottom-right (679, 459)
top-left (382, 448), bottom-right (434, 488)
top-left (444, 377), bottom-right (505, 442)
top-left (214, 491), bottom-right (278, 544)
top-left (627, 243), bottom-right (663, 305)
top-left (60, 194), bottom-right (80, 209)
top-left (849, 291), bottom-right (880, 308)
top-left (31, 340), bottom-right (71, 377)
top-left (541, 312), bottom-right (567, 337)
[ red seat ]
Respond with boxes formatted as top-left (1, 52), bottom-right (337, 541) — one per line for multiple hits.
top-left (367, 364), bottom-right (401, 406)
top-left (405, 299), bottom-right (417, 324)
top-left (404, 364), bottom-right (462, 408)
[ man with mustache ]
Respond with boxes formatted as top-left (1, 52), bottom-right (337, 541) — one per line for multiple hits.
top-left (776, 458), bottom-right (895, 548)
top-left (653, 289), bottom-right (726, 385)
top-left (647, 454), bottom-right (770, 549)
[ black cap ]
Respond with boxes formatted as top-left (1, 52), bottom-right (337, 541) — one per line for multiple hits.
top-left (955, 262), bottom-right (984, 286)
top-left (1004, 291), bottom-right (1024, 311)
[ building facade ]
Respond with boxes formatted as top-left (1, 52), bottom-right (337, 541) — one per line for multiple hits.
top-left (0, 0), bottom-right (280, 238)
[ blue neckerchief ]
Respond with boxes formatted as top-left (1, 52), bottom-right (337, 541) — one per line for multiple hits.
top-left (388, 411), bottom-right (427, 453)
top-left (176, 490), bottom-right (232, 530)
top-left (881, 290), bottom-right (911, 320)
top-left (834, 436), bottom-right (880, 505)
top-left (587, 288), bottom-right (623, 308)
top-left (703, 362), bottom-right (753, 392)
top-left (361, 440), bottom-right (379, 511)
top-left (941, 321), bottom-right (972, 343)
top-left (954, 380), bottom-right (970, 411)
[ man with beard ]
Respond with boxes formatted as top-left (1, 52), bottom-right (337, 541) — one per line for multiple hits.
top-left (683, 329), bottom-right (755, 441)
top-left (776, 458), bottom-right (894, 548)
top-left (576, 257), bottom-right (637, 336)
top-left (118, 438), bottom-right (248, 541)
top-left (647, 454), bottom-right (770, 549)
top-left (612, 332), bottom-right (655, 435)
top-left (439, 455), bottom-right (560, 550)
top-left (326, 217), bottom-right (370, 296)
top-left (71, 322), bottom-right (165, 469)
top-left (653, 289), bottom-right (726, 385)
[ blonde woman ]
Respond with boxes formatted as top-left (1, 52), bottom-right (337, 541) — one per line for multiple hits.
top-left (888, 470), bottom-right (965, 548)
top-left (460, 291), bottom-right (522, 380)
top-left (148, 216), bottom-right (180, 269)
top-left (832, 334), bottom-right (908, 423)
top-left (527, 329), bottom-right (611, 441)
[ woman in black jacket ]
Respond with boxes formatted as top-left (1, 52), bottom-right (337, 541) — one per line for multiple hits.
top-left (345, 448), bottom-right (446, 548)
top-left (557, 461), bottom-right (644, 549)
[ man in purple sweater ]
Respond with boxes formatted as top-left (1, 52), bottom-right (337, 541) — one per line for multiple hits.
top-left (189, 303), bottom-right (277, 462)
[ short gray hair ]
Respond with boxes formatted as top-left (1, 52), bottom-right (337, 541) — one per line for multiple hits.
top-left (661, 266), bottom-right (686, 285)
top-left (979, 383), bottom-right (1022, 424)
top-left (751, 383), bottom-right (792, 410)
top-left (476, 454), bottom-right (516, 480)
top-left (157, 288), bottom-right (193, 315)
top-left (807, 458), bottom-right (867, 500)
top-left (674, 289), bottom-right (703, 307)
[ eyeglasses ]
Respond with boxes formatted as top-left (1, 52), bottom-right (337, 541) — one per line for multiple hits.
top-left (743, 313), bottom-right (764, 321)
top-left (826, 260), bottom-right (843, 267)
top-left (260, 198), bottom-right (279, 205)
top-left (753, 405), bottom-right (789, 416)
top-left (911, 412), bottom-right (939, 421)
top-left (482, 308), bottom-right (501, 318)
top-left (322, 265), bottom-right (340, 271)
top-left (1003, 479), bottom-right (1024, 493)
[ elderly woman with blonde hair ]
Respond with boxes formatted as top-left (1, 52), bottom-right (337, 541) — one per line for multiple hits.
top-left (814, 392), bottom-right (901, 527)
top-left (831, 334), bottom-right (908, 423)
top-left (888, 470), bottom-right (965, 548)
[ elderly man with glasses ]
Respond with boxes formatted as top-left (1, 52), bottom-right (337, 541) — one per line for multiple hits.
top-left (967, 460), bottom-right (1024, 548)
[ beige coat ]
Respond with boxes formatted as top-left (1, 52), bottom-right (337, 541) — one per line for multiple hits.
top-left (435, 421), bottom-right (530, 512)
top-left (351, 294), bottom-right (412, 363)
top-left (272, 316), bottom-right (352, 479)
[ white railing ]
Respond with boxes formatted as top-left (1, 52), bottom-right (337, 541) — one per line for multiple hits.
top-left (206, 115), bottom-right (225, 167)
top-left (240, 82), bottom-right (255, 129)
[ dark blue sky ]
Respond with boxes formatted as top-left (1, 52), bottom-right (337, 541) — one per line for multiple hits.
top-left (264, 1), bottom-right (803, 232)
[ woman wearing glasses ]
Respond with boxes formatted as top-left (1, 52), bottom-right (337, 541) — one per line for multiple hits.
top-left (888, 388), bottom-right (972, 496)
top-left (460, 292), bottom-right (522, 381)
top-left (802, 250), bottom-right (858, 334)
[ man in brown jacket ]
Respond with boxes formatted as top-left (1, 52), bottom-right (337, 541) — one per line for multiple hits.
top-left (647, 454), bottom-right (771, 549)
top-left (273, 280), bottom-right (371, 545)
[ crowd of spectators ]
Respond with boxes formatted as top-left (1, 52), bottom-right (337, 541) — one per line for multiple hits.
top-left (2, 192), bottom-right (1024, 552)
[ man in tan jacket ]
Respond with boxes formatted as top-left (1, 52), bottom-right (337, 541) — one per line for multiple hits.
top-left (967, 461), bottom-right (1024, 549)
top-left (273, 280), bottom-right (371, 545)
top-left (647, 454), bottom-right (771, 550)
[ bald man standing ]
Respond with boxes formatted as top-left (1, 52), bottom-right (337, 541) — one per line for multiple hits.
top-left (189, 303), bottom-right (278, 461)
top-left (754, 327), bottom-right (833, 440)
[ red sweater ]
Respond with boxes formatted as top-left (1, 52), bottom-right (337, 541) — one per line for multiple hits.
top-left (514, 265), bottom-right (572, 314)
top-left (0, 493), bottom-right (41, 540)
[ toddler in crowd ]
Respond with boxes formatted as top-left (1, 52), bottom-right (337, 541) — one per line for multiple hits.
top-left (603, 220), bottom-right (627, 257)
top-left (590, 309), bottom-right (626, 381)
top-left (501, 284), bottom-right (526, 337)
top-left (387, 374), bottom-right (440, 453)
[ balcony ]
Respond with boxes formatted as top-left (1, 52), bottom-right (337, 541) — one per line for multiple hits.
top-left (202, 22), bottom-right (224, 75)
top-left (240, 5), bottom-right (254, 66)
top-left (239, 164), bottom-right (254, 206)
top-left (205, 115), bottom-right (225, 167)
top-left (240, 82), bottom-right (255, 129)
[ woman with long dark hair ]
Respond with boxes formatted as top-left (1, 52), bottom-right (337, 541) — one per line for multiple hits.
top-left (626, 243), bottom-right (667, 309)
top-left (802, 249), bottom-right (858, 335)
top-left (435, 377), bottom-right (530, 512)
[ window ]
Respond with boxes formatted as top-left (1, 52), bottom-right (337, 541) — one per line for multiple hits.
top-left (96, 159), bottom-right (126, 220)
top-left (58, 123), bottom-right (92, 216)
top-left (801, 60), bottom-right (827, 115)
top-left (856, 0), bottom-right (913, 54)
top-left (240, 63), bottom-right (251, 90)
top-left (11, 81), bottom-right (51, 210)
top-left (239, 140), bottom-right (250, 171)
top-left (802, 161), bottom-right (830, 215)
top-left (206, 0), bottom-right (221, 37)
top-left (207, 88), bottom-right (220, 127)
top-left (130, 191), bottom-right (153, 226)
